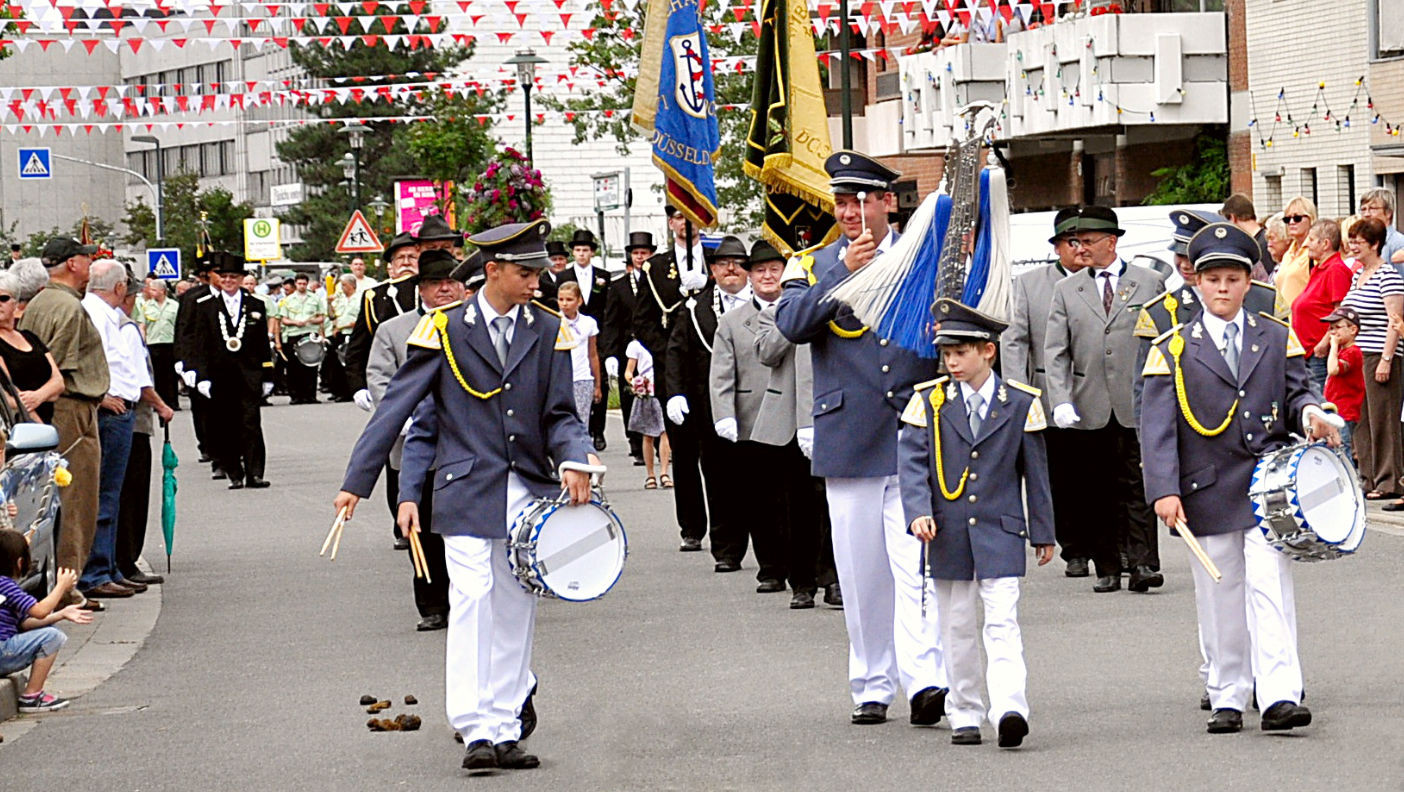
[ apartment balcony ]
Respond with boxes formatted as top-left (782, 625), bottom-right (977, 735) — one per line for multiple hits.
top-left (899, 43), bottom-right (1008, 152)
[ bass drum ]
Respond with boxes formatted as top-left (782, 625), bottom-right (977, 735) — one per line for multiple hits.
top-left (1248, 441), bottom-right (1365, 562)
top-left (507, 493), bottom-right (627, 601)
top-left (293, 334), bottom-right (326, 368)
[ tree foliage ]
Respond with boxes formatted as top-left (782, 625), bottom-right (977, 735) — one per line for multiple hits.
top-left (543, 4), bottom-right (763, 230)
top-left (1143, 133), bottom-right (1231, 206)
top-left (121, 170), bottom-right (255, 259)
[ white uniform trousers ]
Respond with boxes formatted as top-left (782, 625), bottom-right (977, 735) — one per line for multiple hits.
top-left (825, 475), bottom-right (945, 705)
top-left (935, 577), bottom-right (1028, 730)
top-left (1190, 527), bottom-right (1302, 712)
top-left (443, 474), bottom-right (538, 744)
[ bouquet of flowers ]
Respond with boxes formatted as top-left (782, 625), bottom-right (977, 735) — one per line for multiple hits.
top-left (460, 147), bottom-right (551, 233)
top-left (631, 375), bottom-right (653, 398)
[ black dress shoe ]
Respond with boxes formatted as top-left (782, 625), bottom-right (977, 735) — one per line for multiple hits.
top-left (126, 572), bottom-right (164, 585)
top-left (909, 686), bottom-right (946, 726)
top-left (592, 436), bottom-right (607, 452)
top-left (951, 727), bottom-right (982, 745)
top-left (790, 590), bottom-right (815, 609)
top-left (416, 613), bottom-right (448, 631)
top-left (714, 561), bottom-right (741, 573)
top-left (1200, 692), bottom-right (1211, 711)
top-left (494, 741), bottom-right (540, 769)
top-left (228, 479), bottom-right (245, 490)
top-left (462, 739), bottom-right (498, 772)
top-left (1207, 708), bottom-right (1243, 734)
top-left (394, 537), bottom-right (411, 551)
top-left (197, 453), bottom-right (211, 464)
top-left (1260, 701), bottom-right (1311, 731)
top-left (824, 583), bottom-right (844, 608)
top-left (519, 682), bottom-right (537, 740)
top-left (679, 538), bottom-right (703, 552)
top-left (632, 457), bottom-right (646, 467)
top-left (756, 578), bottom-right (786, 593)
top-left (1093, 575), bottom-right (1121, 593)
top-left (245, 476), bottom-right (271, 489)
top-left (212, 469), bottom-right (228, 480)
top-left (997, 712), bottom-right (1028, 747)
top-left (851, 701), bottom-right (887, 724)
top-left (1064, 558), bottom-right (1090, 578)
top-left (1127, 566), bottom-right (1164, 593)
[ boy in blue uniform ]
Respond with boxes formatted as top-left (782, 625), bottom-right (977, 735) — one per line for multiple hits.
top-left (1139, 223), bottom-right (1341, 735)
top-left (898, 299), bottom-right (1055, 748)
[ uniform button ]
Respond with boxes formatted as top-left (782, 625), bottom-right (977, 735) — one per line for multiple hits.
top-left (508, 435), bottom-right (516, 442)
top-left (879, 339), bottom-right (889, 347)
top-left (1104, 327), bottom-right (1111, 335)
top-left (881, 364), bottom-right (890, 373)
top-left (1246, 433), bottom-right (1254, 441)
top-left (504, 382), bottom-right (513, 391)
top-left (1020, 530), bottom-right (1027, 537)
top-left (968, 494), bottom-right (977, 503)
top-left (969, 472), bottom-right (978, 481)
top-left (820, 403), bottom-right (827, 410)
top-left (886, 391), bottom-right (894, 399)
top-left (968, 517), bottom-right (977, 526)
top-left (1105, 349), bottom-right (1113, 356)
top-left (506, 409), bottom-right (515, 417)
top-left (1243, 411), bottom-right (1251, 418)
top-left (1238, 390), bottom-right (1247, 397)
top-left (1191, 482), bottom-right (1198, 489)
top-left (510, 461), bottom-right (517, 469)
top-left (445, 473), bottom-right (454, 481)
top-left (970, 451), bottom-right (979, 460)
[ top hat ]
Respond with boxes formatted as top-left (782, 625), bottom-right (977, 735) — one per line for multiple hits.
top-left (545, 240), bottom-right (569, 259)
top-left (569, 229), bottom-right (599, 251)
top-left (625, 231), bottom-right (656, 253)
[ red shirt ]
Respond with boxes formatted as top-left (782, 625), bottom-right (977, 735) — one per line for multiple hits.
top-left (1325, 343), bottom-right (1364, 422)
top-left (1291, 253), bottom-right (1355, 355)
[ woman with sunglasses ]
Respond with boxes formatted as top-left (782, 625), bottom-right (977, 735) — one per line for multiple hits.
top-left (1275, 196), bottom-right (1318, 306)
top-left (0, 270), bottom-right (62, 423)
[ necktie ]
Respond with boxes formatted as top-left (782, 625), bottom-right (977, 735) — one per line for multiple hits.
top-left (492, 316), bottom-right (511, 367)
top-left (967, 392), bottom-right (984, 438)
top-left (1222, 322), bottom-right (1240, 376)
top-left (1100, 271), bottom-right (1114, 315)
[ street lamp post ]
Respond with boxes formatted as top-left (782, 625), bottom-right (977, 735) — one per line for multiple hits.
top-left (504, 49), bottom-right (548, 162)
top-left (131, 134), bottom-right (165, 242)
top-left (367, 196), bottom-right (391, 237)
top-left (339, 125), bottom-right (366, 210)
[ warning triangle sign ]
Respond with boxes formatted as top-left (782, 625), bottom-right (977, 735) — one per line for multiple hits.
top-left (335, 210), bottom-right (383, 254)
top-left (21, 152), bottom-right (49, 176)
top-left (152, 253), bottom-right (178, 277)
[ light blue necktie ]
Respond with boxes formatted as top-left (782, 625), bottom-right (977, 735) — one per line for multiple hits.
top-left (492, 316), bottom-right (511, 367)
top-left (967, 392), bottom-right (984, 438)
top-left (1222, 322), bottom-right (1239, 375)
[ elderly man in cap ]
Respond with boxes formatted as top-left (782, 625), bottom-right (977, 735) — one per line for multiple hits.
top-left (19, 237), bottom-right (106, 607)
top-left (347, 232), bottom-right (421, 410)
top-left (187, 252), bottom-right (274, 489)
top-left (335, 219), bottom-right (597, 774)
top-left (365, 249), bottom-right (465, 632)
top-left (776, 151), bottom-right (948, 727)
top-left (1140, 222), bottom-right (1341, 735)
top-left (602, 231), bottom-right (655, 464)
top-left (1045, 206), bottom-right (1167, 594)
top-left (414, 214), bottom-right (463, 253)
top-left (1002, 207), bottom-right (1092, 576)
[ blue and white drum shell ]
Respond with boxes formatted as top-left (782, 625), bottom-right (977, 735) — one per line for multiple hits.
top-left (1248, 441), bottom-right (1365, 562)
top-left (508, 495), bottom-right (627, 601)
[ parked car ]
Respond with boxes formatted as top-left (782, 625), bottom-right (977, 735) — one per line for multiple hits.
top-left (0, 367), bottom-right (66, 597)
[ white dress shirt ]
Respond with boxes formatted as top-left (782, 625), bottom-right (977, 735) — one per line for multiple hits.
top-left (1091, 257), bottom-right (1126, 295)
top-left (572, 263), bottom-right (595, 305)
top-left (221, 288), bottom-right (243, 324)
top-left (672, 242), bottom-right (708, 293)
top-left (837, 229), bottom-right (896, 263)
top-left (1199, 308), bottom-right (1245, 359)
top-left (755, 293), bottom-right (780, 309)
top-left (477, 292), bottom-right (520, 347)
top-left (959, 373), bottom-right (998, 421)
top-left (81, 292), bottom-right (152, 402)
top-left (718, 284), bottom-right (753, 315)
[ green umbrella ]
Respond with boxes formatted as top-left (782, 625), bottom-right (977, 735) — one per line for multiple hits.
top-left (161, 419), bottom-right (179, 572)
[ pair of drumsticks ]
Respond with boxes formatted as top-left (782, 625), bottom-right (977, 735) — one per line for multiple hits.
top-left (320, 506), bottom-right (431, 583)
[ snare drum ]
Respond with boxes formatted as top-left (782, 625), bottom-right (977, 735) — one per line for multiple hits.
top-left (1248, 441), bottom-right (1365, 562)
top-left (293, 334), bottom-right (326, 368)
top-left (507, 492), bottom-right (627, 601)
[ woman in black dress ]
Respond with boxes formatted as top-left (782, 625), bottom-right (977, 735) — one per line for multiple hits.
top-left (0, 270), bottom-right (62, 423)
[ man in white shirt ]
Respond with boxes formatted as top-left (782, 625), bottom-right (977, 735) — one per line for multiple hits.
top-left (350, 257), bottom-right (378, 295)
top-left (78, 260), bottom-right (155, 599)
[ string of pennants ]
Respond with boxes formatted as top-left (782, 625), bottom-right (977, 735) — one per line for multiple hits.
top-left (0, 105), bottom-right (749, 134)
top-left (1246, 77), bottom-right (1402, 149)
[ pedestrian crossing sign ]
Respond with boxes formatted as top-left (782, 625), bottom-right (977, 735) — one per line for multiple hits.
top-left (335, 210), bottom-right (383, 254)
top-left (147, 247), bottom-right (181, 280)
top-left (17, 148), bottom-right (50, 179)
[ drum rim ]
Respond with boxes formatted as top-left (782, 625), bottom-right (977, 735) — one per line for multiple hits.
top-left (1251, 440), bottom-right (1365, 561)
top-left (508, 496), bottom-right (628, 601)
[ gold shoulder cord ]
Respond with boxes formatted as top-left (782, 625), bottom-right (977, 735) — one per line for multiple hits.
top-left (434, 311), bottom-right (502, 400)
top-left (1164, 291), bottom-right (1236, 436)
top-left (797, 253), bottom-right (869, 339)
top-left (927, 387), bottom-right (969, 500)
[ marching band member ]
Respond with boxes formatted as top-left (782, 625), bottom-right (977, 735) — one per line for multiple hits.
top-left (1139, 222), bottom-right (1341, 734)
top-left (278, 273), bottom-right (325, 405)
top-left (776, 151), bottom-right (947, 726)
top-left (334, 220), bottom-right (596, 773)
top-left (899, 299), bottom-right (1054, 748)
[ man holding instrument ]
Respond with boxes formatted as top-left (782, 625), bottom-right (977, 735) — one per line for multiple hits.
top-left (1139, 222), bottom-right (1341, 735)
top-left (333, 219), bottom-right (597, 774)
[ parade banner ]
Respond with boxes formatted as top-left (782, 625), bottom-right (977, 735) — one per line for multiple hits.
top-left (394, 179), bottom-right (455, 236)
top-left (632, 0), bottom-right (720, 228)
top-left (744, 0), bottom-right (838, 255)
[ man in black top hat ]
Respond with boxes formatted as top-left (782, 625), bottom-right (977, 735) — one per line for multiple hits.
top-left (559, 228), bottom-right (611, 449)
top-left (174, 252), bottom-right (221, 471)
top-left (601, 231), bottom-right (655, 464)
top-left (535, 240), bottom-right (569, 311)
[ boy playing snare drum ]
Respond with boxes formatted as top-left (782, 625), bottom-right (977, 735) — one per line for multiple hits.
top-left (1139, 222), bottom-right (1342, 734)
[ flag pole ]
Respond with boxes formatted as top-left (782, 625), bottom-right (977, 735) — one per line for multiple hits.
top-left (839, 0), bottom-right (852, 148)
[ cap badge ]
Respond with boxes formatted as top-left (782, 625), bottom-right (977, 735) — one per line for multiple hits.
top-left (1178, 214), bottom-right (1188, 224)
top-left (839, 154), bottom-right (851, 165)
top-left (940, 302), bottom-right (950, 313)
top-left (1214, 227), bottom-right (1228, 238)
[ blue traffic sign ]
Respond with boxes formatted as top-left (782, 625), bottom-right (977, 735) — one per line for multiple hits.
top-left (17, 148), bottom-right (50, 180)
top-left (147, 248), bottom-right (181, 280)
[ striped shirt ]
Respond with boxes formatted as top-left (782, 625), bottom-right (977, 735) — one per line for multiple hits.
top-left (0, 575), bottom-right (37, 642)
top-left (1341, 263), bottom-right (1404, 356)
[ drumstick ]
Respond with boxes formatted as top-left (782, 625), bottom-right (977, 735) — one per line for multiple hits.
top-left (857, 191), bottom-right (868, 237)
top-left (320, 507), bottom-right (347, 557)
top-left (410, 531), bottom-right (431, 583)
top-left (1174, 519), bottom-right (1222, 582)
top-left (330, 517), bottom-right (345, 561)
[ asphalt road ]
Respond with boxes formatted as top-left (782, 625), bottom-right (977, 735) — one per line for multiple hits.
top-left (4, 401), bottom-right (1402, 791)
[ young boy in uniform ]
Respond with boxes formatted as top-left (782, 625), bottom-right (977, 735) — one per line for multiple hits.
top-left (1139, 223), bottom-right (1342, 735)
top-left (898, 299), bottom-right (1055, 748)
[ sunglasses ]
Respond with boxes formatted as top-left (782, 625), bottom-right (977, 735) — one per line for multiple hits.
top-left (0, 295), bottom-right (13, 303)
top-left (1284, 214), bottom-right (1310, 224)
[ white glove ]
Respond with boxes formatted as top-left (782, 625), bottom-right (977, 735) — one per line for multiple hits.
top-left (261, 382), bottom-right (273, 398)
top-left (1302, 404), bottom-right (1346, 431)
top-left (400, 418), bottom-right (414, 437)
top-left (196, 381), bottom-right (211, 399)
top-left (182, 370), bottom-right (197, 389)
top-left (174, 361), bottom-right (185, 377)
top-left (714, 417), bottom-right (738, 443)
top-left (796, 427), bottom-right (814, 459)
top-left (1052, 403), bottom-right (1081, 429)
top-left (666, 395), bottom-right (690, 425)
top-left (353, 389), bottom-right (374, 412)
top-left (605, 357), bottom-right (619, 378)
